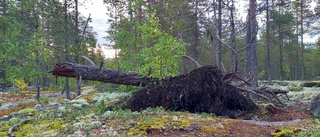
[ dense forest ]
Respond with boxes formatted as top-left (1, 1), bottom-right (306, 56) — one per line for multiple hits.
top-left (0, 0), bottom-right (320, 94)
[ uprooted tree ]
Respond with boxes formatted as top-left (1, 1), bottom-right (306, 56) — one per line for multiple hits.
top-left (49, 62), bottom-right (288, 118)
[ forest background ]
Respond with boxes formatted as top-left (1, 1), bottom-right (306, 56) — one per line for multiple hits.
top-left (0, 0), bottom-right (320, 99)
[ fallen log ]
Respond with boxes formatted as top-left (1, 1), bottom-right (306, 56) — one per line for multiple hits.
top-left (50, 62), bottom-right (258, 117)
top-left (8, 119), bottom-right (31, 137)
top-left (49, 62), bottom-right (154, 86)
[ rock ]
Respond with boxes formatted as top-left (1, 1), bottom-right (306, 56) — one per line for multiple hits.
top-left (310, 94), bottom-right (320, 118)
top-left (0, 115), bottom-right (11, 121)
top-left (0, 102), bottom-right (19, 110)
top-left (275, 82), bottom-right (288, 86)
top-left (8, 85), bottom-right (18, 91)
top-left (300, 82), bottom-right (317, 87)
top-left (26, 86), bottom-right (37, 90)
top-left (0, 87), bottom-right (6, 92)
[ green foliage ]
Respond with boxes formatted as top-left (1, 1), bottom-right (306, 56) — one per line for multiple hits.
top-left (288, 86), bottom-right (304, 92)
top-left (258, 71), bottom-right (265, 80)
top-left (14, 78), bottom-right (28, 90)
top-left (111, 6), bottom-right (186, 79)
top-left (297, 128), bottom-right (320, 137)
top-left (94, 99), bottom-right (106, 115)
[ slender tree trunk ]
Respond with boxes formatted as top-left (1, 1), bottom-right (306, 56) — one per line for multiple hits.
top-left (1, 64), bottom-right (5, 90)
top-left (36, 51), bottom-right (40, 101)
top-left (64, 0), bottom-right (70, 99)
top-left (246, 0), bottom-right (257, 86)
top-left (266, 0), bottom-right (272, 84)
top-left (278, 3), bottom-right (284, 80)
top-left (193, 0), bottom-right (199, 62)
top-left (216, 0), bottom-right (222, 69)
top-left (75, 0), bottom-right (81, 95)
top-left (1, 0), bottom-right (6, 90)
top-left (300, 0), bottom-right (305, 80)
top-left (229, 0), bottom-right (236, 72)
top-left (279, 25), bottom-right (283, 80)
top-left (295, 50), bottom-right (298, 80)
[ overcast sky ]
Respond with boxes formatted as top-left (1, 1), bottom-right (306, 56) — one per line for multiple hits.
top-left (79, 0), bottom-right (110, 46)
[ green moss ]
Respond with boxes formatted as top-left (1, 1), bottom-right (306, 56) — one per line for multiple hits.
top-left (202, 126), bottom-right (229, 135)
top-left (127, 128), bottom-right (140, 135)
top-left (138, 118), bottom-right (165, 131)
top-left (171, 122), bottom-right (180, 126)
top-left (40, 119), bottom-right (63, 131)
top-left (179, 119), bottom-right (190, 130)
top-left (197, 118), bottom-right (216, 122)
top-left (18, 108), bottom-right (36, 114)
top-left (15, 132), bottom-right (23, 137)
top-left (160, 116), bottom-right (169, 122)
top-left (288, 86), bottom-right (303, 92)
top-left (0, 132), bottom-right (8, 137)
top-left (271, 129), bottom-right (294, 137)
top-left (79, 93), bottom-right (98, 103)
top-left (0, 124), bottom-right (10, 132)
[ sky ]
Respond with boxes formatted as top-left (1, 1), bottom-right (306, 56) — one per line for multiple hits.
top-left (78, 1), bottom-right (319, 58)
top-left (78, 0), bottom-right (116, 58)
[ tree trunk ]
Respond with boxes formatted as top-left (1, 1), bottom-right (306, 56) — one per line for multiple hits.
top-left (266, 0), bottom-right (272, 84)
top-left (36, 51), bottom-right (40, 102)
top-left (49, 62), bottom-right (153, 86)
top-left (216, 0), bottom-right (222, 69)
top-left (300, 0), bottom-right (305, 80)
top-left (1, 0), bottom-right (6, 90)
top-left (279, 25), bottom-right (283, 80)
top-left (64, 0), bottom-right (70, 99)
top-left (1, 65), bottom-right (5, 90)
top-left (246, 0), bottom-right (257, 86)
top-left (229, 0), bottom-right (236, 72)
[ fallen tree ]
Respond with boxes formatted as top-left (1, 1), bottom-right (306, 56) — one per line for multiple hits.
top-left (49, 62), bottom-right (288, 117)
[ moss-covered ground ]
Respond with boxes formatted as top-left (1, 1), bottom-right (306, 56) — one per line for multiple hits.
top-left (0, 82), bottom-right (320, 136)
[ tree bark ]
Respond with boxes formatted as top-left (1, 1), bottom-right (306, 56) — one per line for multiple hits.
top-left (49, 62), bottom-right (153, 86)
top-left (228, 0), bottom-right (236, 72)
top-left (246, 0), bottom-right (257, 86)
top-left (300, 0), bottom-right (305, 80)
top-left (1, 0), bottom-right (7, 90)
top-left (64, 0), bottom-right (70, 99)
top-left (216, 0), bottom-right (222, 69)
top-left (1, 65), bottom-right (5, 90)
top-left (266, 0), bottom-right (272, 84)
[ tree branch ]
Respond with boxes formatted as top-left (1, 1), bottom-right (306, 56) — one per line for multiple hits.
top-left (181, 55), bottom-right (202, 68)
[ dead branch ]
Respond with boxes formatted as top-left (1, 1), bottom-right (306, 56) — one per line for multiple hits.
top-left (81, 56), bottom-right (96, 67)
top-left (8, 119), bottom-right (31, 137)
top-left (181, 55), bottom-right (202, 68)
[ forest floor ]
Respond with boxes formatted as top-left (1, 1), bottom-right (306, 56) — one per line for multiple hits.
top-left (0, 81), bottom-right (320, 137)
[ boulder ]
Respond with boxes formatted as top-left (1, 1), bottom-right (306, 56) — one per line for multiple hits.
top-left (310, 94), bottom-right (320, 118)
top-left (300, 82), bottom-right (317, 87)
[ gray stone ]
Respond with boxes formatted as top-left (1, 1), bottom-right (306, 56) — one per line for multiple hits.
top-left (0, 87), bottom-right (6, 92)
top-left (8, 85), bottom-right (18, 91)
top-left (310, 94), bottom-right (320, 118)
top-left (26, 86), bottom-right (37, 90)
top-left (301, 82), bottom-right (317, 87)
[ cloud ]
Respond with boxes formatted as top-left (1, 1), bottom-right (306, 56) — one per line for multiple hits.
top-left (79, 1), bottom-right (110, 45)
